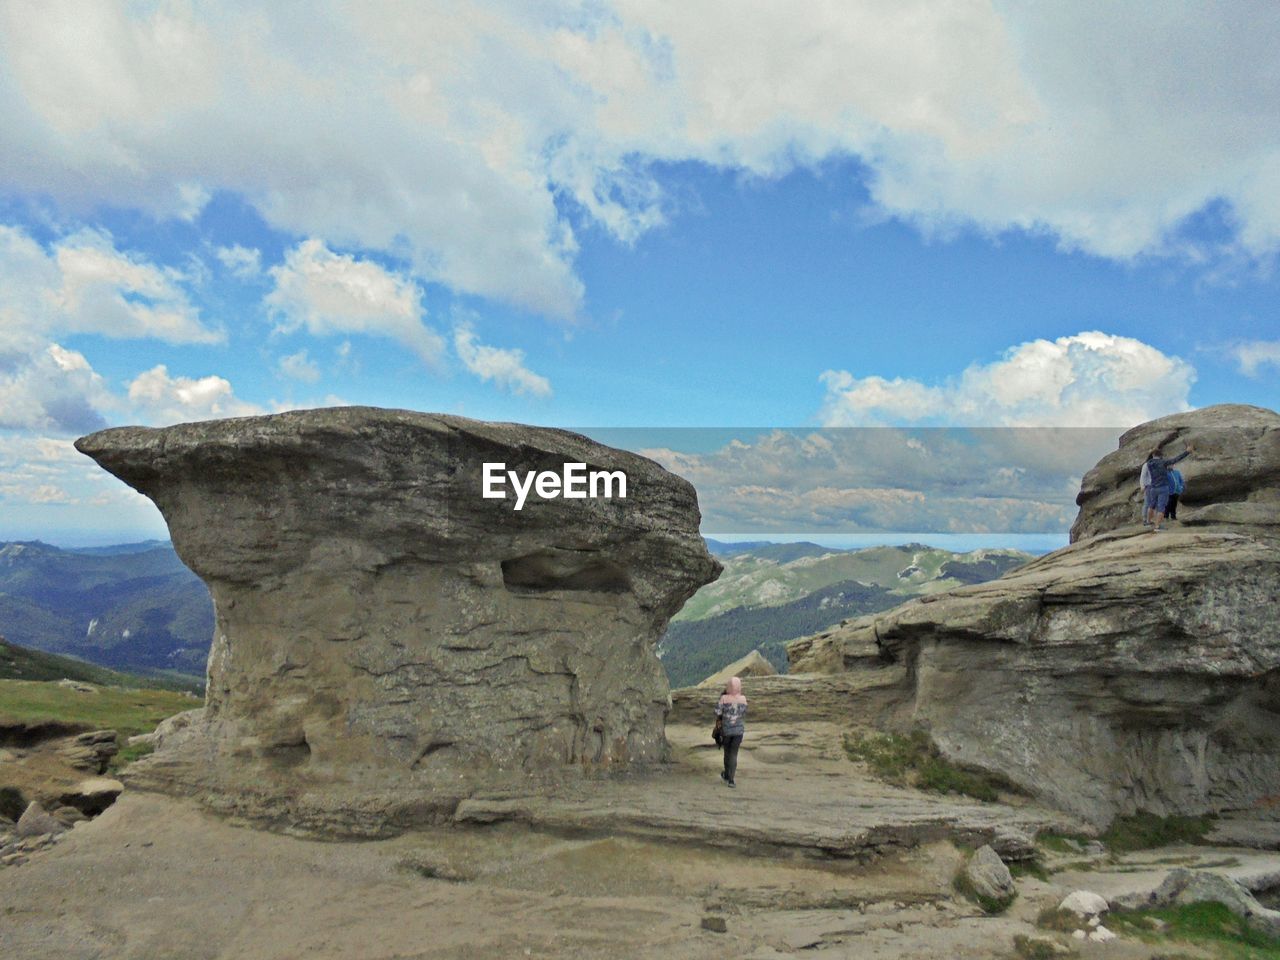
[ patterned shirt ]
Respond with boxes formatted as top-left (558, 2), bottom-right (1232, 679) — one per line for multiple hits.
top-left (715, 698), bottom-right (747, 737)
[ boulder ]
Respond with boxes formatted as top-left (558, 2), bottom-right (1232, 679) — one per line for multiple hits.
top-left (128, 709), bottom-right (204, 750)
top-left (695, 649), bottom-right (778, 688)
top-left (1071, 404), bottom-right (1280, 541)
top-left (786, 405), bottom-right (1280, 826)
top-left (1059, 890), bottom-right (1109, 918)
top-left (960, 844), bottom-right (1015, 907)
top-left (57, 730), bottom-right (118, 773)
top-left (15, 801), bottom-right (65, 839)
top-left (76, 407), bottom-right (720, 835)
top-left (989, 827), bottom-right (1037, 863)
top-left (1143, 869), bottom-right (1280, 937)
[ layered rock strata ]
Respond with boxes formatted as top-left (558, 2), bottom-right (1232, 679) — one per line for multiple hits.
top-left (76, 407), bottom-right (719, 833)
top-left (787, 405), bottom-right (1280, 827)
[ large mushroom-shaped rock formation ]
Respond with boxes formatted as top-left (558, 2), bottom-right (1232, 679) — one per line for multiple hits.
top-left (76, 408), bottom-right (720, 834)
top-left (787, 404), bottom-right (1280, 827)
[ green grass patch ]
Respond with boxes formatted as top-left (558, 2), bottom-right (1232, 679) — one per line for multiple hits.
top-left (1012, 933), bottom-right (1072, 959)
top-left (952, 867), bottom-right (1015, 914)
top-left (109, 739), bottom-right (156, 773)
top-left (1036, 831), bottom-right (1092, 854)
top-left (1036, 906), bottom-right (1085, 933)
top-left (1101, 811), bottom-right (1216, 853)
top-left (1108, 901), bottom-right (1280, 959)
top-left (843, 728), bottom-right (1010, 802)
top-left (0, 637), bottom-right (203, 693)
top-left (0, 679), bottom-right (196, 740)
top-left (1009, 858), bottom-right (1051, 882)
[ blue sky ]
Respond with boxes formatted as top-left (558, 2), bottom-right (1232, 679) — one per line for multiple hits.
top-left (1, 2), bottom-right (1277, 545)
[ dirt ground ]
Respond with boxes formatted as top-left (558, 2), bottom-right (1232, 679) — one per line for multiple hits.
top-left (0, 723), bottom-right (1265, 960)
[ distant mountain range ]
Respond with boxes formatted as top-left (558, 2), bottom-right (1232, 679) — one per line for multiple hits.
top-left (676, 542), bottom-right (1031, 622)
top-left (0, 537), bottom-right (1031, 689)
top-left (0, 541), bottom-right (212, 676)
top-left (0, 634), bottom-right (202, 692)
top-left (660, 542), bottom-right (1032, 688)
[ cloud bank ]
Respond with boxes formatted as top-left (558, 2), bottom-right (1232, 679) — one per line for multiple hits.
top-left (632, 426), bottom-right (1118, 535)
top-left (820, 332), bottom-right (1195, 427)
top-left (1, 2), bottom-right (1277, 320)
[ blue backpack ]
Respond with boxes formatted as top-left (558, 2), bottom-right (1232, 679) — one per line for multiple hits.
top-left (1169, 469), bottom-right (1185, 495)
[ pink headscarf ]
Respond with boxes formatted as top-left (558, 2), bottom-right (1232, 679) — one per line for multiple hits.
top-left (722, 675), bottom-right (747, 704)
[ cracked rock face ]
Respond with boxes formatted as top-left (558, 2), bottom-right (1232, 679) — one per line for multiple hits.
top-left (76, 407), bottom-right (719, 834)
top-left (788, 404), bottom-right (1280, 827)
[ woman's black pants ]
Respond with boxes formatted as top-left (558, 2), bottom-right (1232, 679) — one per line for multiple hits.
top-left (722, 733), bottom-right (743, 782)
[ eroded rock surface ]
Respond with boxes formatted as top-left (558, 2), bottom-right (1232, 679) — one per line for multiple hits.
top-left (787, 404), bottom-right (1280, 827)
top-left (76, 407), bottom-right (719, 833)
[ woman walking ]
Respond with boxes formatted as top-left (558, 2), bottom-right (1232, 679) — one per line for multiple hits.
top-left (715, 676), bottom-right (748, 788)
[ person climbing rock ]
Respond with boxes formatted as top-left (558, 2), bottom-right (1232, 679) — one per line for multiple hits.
top-left (714, 676), bottom-right (748, 788)
top-left (1145, 443), bottom-right (1194, 532)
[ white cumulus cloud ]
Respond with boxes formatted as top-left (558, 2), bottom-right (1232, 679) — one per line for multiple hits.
top-left (0, 342), bottom-right (114, 433)
top-left (1, 2), bottom-right (1276, 321)
top-left (820, 332), bottom-right (1196, 427)
top-left (0, 225), bottom-right (218, 345)
top-left (266, 239), bottom-right (444, 368)
top-left (453, 324), bottom-right (551, 398)
top-left (126, 365), bottom-right (264, 426)
top-left (0, 223), bottom-right (222, 433)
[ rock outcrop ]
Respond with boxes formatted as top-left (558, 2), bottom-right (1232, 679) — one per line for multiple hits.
top-left (76, 407), bottom-right (719, 834)
top-left (787, 404), bottom-right (1280, 827)
top-left (1140, 869), bottom-right (1280, 937)
top-left (695, 649), bottom-right (777, 688)
top-left (1071, 403), bottom-right (1280, 541)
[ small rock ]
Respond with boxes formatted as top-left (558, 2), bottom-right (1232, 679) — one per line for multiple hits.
top-left (1059, 890), bottom-right (1109, 918)
top-left (1, 853), bottom-right (27, 866)
top-left (1087, 916), bottom-right (1100, 928)
top-left (701, 915), bottom-right (728, 933)
top-left (52, 806), bottom-right (87, 827)
top-left (1088, 925), bottom-right (1117, 942)
top-left (1084, 841), bottom-right (1106, 856)
top-left (1071, 929), bottom-right (1086, 941)
top-left (56, 678), bottom-right (97, 693)
top-left (16, 801), bottom-right (65, 839)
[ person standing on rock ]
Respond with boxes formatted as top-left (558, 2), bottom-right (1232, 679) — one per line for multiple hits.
top-left (1145, 444), bottom-right (1193, 532)
top-left (1165, 466), bottom-right (1185, 521)
top-left (715, 676), bottom-right (748, 788)
top-left (1139, 459), bottom-right (1152, 525)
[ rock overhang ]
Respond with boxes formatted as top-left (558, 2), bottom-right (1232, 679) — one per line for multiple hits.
top-left (75, 407), bottom-right (721, 833)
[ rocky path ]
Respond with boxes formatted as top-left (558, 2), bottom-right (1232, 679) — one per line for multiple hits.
top-left (0, 789), bottom-right (1106, 960)
top-left (3, 721), bottom-right (1226, 960)
top-left (457, 723), bottom-right (1088, 859)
